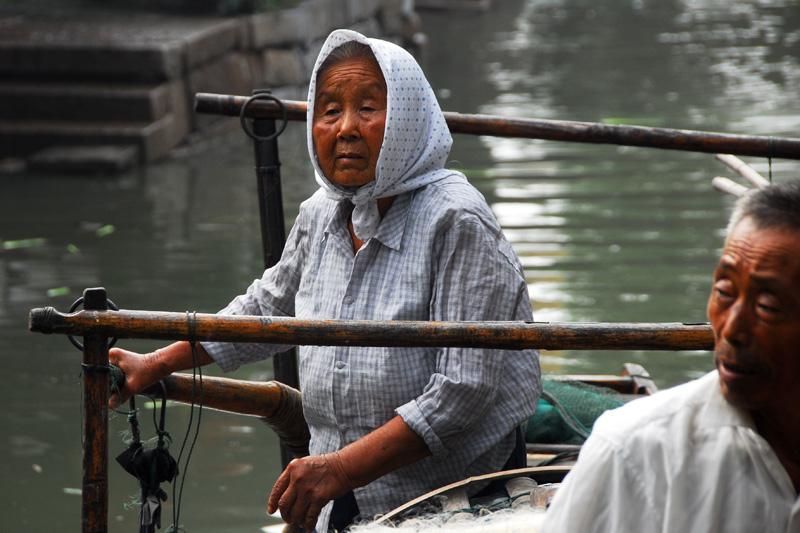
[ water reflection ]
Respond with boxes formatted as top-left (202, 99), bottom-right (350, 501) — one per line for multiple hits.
top-left (421, 0), bottom-right (800, 384)
top-left (4, 2), bottom-right (800, 531)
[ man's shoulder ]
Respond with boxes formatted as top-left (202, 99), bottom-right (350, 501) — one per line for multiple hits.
top-left (591, 371), bottom-right (718, 447)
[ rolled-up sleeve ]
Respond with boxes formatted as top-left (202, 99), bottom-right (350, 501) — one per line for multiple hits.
top-left (397, 217), bottom-right (540, 460)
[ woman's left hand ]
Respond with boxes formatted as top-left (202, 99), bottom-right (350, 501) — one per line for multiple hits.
top-left (268, 452), bottom-right (353, 531)
top-left (268, 416), bottom-right (431, 530)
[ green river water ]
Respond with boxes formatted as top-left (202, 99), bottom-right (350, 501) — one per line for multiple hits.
top-left (2, 1), bottom-right (799, 531)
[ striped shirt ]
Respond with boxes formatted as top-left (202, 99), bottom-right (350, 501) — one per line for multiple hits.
top-left (203, 174), bottom-right (541, 528)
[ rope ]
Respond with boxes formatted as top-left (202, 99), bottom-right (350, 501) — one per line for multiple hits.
top-left (769, 135), bottom-right (774, 182)
top-left (128, 396), bottom-right (141, 446)
top-left (167, 311), bottom-right (204, 533)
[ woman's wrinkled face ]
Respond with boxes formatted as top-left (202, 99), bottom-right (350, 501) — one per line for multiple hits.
top-left (313, 55), bottom-right (387, 187)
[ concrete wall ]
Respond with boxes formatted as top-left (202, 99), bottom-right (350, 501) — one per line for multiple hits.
top-left (0, 0), bottom-right (421, 173)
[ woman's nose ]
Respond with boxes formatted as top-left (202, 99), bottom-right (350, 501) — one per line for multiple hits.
top-left (337, 109), bottom-right (360, 140)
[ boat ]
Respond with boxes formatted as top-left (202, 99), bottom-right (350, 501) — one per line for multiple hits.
top-left (30, 301), bottom-right (670, 531)
top-left (30, 89), bottom-right (798, 533)
top-left (129, 359), bottom-right (659, 470)
top-left (153, 360), bottom-right (656, 532)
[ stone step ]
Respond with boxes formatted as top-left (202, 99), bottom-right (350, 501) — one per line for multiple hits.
top-left (28, 144), bottom-right (140, 174)
top-left (0, 81), bottom-right (177, 122)
top-left (0, 113), bottom-right (187, 162)
top-left (416, 0), bottom-right (491, 10)
top-left (0, 13), bottom-right (242, 82)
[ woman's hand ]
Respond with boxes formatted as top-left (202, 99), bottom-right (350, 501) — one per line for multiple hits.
top-left (108, 341), bottom-right (213, 409)
top-left (268, 416), bottom-right (431, 530)
top-left (108, 347), bottom-right (165, 408)
top-left (268, 452), bottom-right (354, 531)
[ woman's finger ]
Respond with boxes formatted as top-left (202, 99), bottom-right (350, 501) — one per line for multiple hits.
top-left (268, 470), bottom-right (292, 516)
top-left (277, 484), bottom-right (297, 525)
top-left (303, 501), bottom-right (326, 531)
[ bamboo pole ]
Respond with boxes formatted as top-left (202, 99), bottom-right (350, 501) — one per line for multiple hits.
top-left (146, 374), bottom-right (310, 458)
top-left (80, 288), bottom-right (109, 533)
top-left (247, 90), bottom-right (299, 470)
top-left (711, 176), bottom-right (749, 198)
top-left (30, 307), bottom-right (714, 351)
top-left (195, 92), bottom-right (800, 160)
top-left (714, 154), bottom-right (771, 188)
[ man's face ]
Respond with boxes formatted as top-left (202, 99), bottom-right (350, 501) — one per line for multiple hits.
top-left (707, 217), bottom-right (800, 412)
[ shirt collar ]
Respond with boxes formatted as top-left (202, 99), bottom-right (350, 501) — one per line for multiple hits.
top-left (699, 370), bottom-right (757, 431)
top-left (372, 190), bottom-right (414, 251)
top-left (322, 199), bottom-right (354, 242)
top-left (321, 191), bottom-right (412, 251)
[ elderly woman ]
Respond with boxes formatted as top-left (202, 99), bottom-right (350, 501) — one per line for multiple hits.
top-left (110, 29), bottom-right (541, 532)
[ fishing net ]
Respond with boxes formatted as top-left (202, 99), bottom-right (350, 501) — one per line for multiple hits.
top-left (525, 378), bottom-right (627, 445)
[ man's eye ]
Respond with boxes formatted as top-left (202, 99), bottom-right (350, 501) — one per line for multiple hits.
top-left (756, 295), bottom-right (783, 319)
top-left (713, 280), bottom-right (734, 302)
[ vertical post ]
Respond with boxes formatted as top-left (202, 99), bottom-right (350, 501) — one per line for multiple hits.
top-left (81, 288), bottom-right (109, 533)
top-left (250, 90), bottom-right (299, 469)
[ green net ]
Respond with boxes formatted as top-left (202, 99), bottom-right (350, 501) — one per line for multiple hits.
top-left (525, 378), bottom-right (627, 445)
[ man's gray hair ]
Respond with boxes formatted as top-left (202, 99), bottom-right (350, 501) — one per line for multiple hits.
top-left (727, 179), bottom-right (800, 235)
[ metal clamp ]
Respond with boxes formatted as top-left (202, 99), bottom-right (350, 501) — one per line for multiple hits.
top-left (240, 92), bottom-right (289, 141)
top-left (67, 296), bottom-right (119, 350)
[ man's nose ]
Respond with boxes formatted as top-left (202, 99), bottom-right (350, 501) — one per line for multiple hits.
top-left (721, 300), bottom-right (754, 346)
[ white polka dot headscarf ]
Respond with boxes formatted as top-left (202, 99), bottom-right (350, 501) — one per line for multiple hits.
top-left (308, 29), bottom-right (457, 242)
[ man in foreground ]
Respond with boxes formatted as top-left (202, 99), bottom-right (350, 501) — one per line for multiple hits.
top-left (541, 179), bottom-right (800, 532)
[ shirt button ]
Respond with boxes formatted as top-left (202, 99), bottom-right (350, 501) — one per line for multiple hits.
top-left (336, 361), bottom-right (345, 370)
top-left (344, 296), bottom-right (354, 305)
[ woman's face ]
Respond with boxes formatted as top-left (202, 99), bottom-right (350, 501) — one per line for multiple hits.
top-left (313, 55), bottom-right (387, 187)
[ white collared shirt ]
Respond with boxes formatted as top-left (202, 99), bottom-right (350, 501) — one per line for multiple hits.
top-left (541, 371), bottom-right (800, 532)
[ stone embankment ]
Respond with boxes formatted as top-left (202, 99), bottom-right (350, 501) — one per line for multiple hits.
top-left (0, 0), bottom-right (420, 173)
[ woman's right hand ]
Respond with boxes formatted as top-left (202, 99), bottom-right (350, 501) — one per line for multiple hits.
top-left (108, 347), bottom-right (166, 408)
top-left (108, 341), bottom-right (214, 409)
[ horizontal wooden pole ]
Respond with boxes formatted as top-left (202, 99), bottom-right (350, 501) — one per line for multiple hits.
top-left (30, 307), bottom-right (714, 351)
top-left (147, 373), bottom-right (309, 458)
top-left (195, 92), bottom-right (800, 160)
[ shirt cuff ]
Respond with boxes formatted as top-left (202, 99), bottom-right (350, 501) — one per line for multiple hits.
top-left (199, 341), bottom-right (241, 373)
top-left (396, 400), bottom-right (449, 461)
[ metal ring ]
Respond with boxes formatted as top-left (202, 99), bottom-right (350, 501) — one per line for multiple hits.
top-left (240, 93), bottom-right (289, 141)
top-left (67, 296), bottom-right (119, 351)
